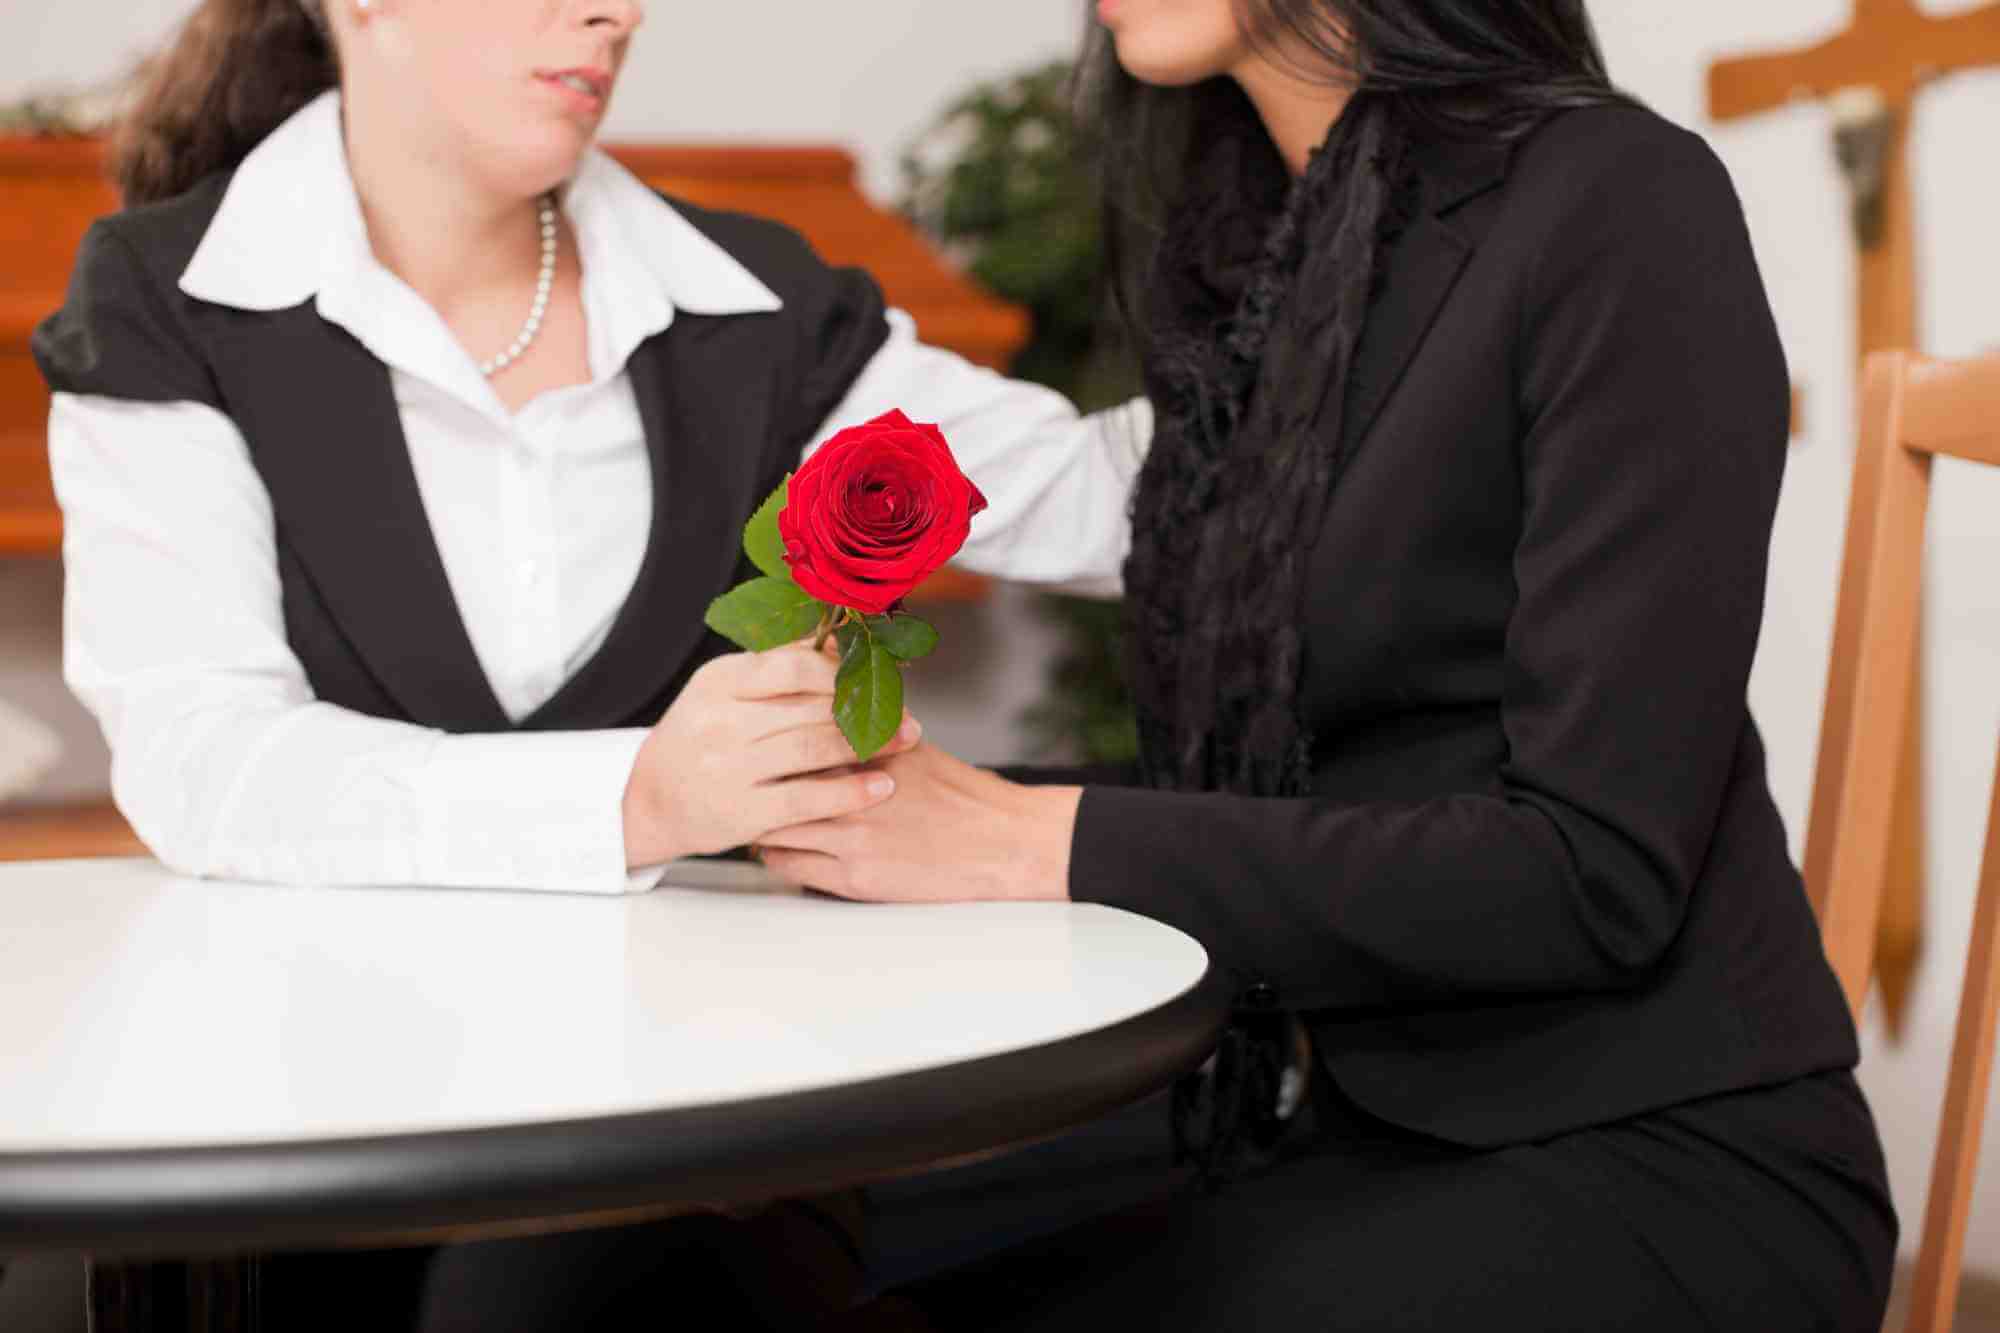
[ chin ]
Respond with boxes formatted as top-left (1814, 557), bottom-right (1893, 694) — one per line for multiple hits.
top-left (1109, 27), bottom-right (1244, 87)
top-left (474, 122), bottom-right (592, 199)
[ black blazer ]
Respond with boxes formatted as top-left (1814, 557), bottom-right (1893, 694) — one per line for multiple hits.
top-left (1069, 106), bottom-right (1858, 1147)
top-left (34, 180), bottom-right (891, 734)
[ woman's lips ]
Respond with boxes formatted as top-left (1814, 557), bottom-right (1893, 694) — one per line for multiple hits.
top-left (536, 68), bottom-right (610, 115)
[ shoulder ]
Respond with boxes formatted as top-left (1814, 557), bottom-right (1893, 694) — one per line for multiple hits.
top-left (1483, 102), bottom-right (1766, 325)
top-left (1498, 105), bottom-right (1787, 427)
top-left (1516, 101), bottom-right (1712, 168)
top-left (654, 191), bottom-right (883, 315)
top-left (76, 172), bottom-right (234, 306)
top-left (1504, 103), bottom-right (1741, 231)
top-left (649, 191), bottom-right (891, 420)
top-left (33, 173), bottom-right (233, 405)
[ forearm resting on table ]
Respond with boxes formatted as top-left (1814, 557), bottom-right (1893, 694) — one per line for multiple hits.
top-left (93, 682), bottom-right (647, 893)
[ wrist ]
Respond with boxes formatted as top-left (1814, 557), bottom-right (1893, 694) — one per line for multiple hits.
top-left (1003, 781), bottom-right (1082, 902)
top-left (621, 769), bottom-right (683, 869)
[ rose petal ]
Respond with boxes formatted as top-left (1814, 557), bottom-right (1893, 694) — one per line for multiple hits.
top-left (775, 409), bottom-right (985, 611)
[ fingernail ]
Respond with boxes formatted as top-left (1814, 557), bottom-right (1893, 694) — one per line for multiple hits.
top-left (867, 774), bottom-right (896, 799)
top-left (900, 716), bottom-right (923, 744)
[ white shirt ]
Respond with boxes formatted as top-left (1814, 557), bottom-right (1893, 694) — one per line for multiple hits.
top-left (49, 92), bottom-right (1149, 894)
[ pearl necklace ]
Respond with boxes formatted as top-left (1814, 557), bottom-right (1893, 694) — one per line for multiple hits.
top-left (481, 194), bottom-right (559, 377)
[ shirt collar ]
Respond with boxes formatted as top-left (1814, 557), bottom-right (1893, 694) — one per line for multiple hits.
top-left (179, 89), bottom-right (783, 343)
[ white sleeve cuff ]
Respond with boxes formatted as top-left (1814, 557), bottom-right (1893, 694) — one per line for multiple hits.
top-left (419, 728), bottom-right (652, 893)
top-left (626, 861), bottom-right (673, 893)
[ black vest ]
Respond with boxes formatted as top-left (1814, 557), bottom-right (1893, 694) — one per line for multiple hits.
top-left (35, 175), bottom-right (891, 732)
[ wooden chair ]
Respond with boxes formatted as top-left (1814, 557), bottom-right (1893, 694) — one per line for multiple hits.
top-left (1804, 348), bottom-right (2000, 1333)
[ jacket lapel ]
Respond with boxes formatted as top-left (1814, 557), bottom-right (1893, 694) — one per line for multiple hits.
top-left (216, 308), bottom-right (511, 733)
top-left (521, 315), bottom-right (777, 732)
top-left (1337, 137), bottom-right (1512, 460)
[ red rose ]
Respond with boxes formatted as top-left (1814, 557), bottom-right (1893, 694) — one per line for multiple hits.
top-left (779, 410), bottom-right (988, 615)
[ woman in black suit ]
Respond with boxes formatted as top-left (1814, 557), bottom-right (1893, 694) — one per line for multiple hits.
top-left (756, 2), bottom-right (1900, 1327)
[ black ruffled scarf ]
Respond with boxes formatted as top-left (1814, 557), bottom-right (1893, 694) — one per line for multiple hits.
top-left (1125, 94), bottom-right (1421, 800)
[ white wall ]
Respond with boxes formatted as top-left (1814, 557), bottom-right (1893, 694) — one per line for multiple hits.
top-left (5, 0), bottom-right (2000, 1271)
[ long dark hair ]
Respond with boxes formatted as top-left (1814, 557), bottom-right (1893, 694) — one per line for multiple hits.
top-left (1089, 2), bottom-right (1633, 799)
top-left (113, 0), bottom-right (338, 207)
top-left (1082, 0), bottom-right (1623, 367)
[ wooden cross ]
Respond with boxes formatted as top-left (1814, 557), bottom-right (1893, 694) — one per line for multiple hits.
top-left (1709, 0), bottom-right (2000, 1035)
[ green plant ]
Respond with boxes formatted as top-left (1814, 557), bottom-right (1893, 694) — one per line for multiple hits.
top-left (0, 80), bottom-right (129, 136)
top-left (0, 96), bottom-right (96, 135)
top-left (902, 62), bottom-right (1142, 766)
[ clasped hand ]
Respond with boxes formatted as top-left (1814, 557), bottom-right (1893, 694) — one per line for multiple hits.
top-left (622, 640), bottom-right (1079, 902)
top-left (756, 742), bottom-right (1080, 904)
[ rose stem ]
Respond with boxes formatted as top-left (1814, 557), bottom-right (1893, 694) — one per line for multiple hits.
top-left (813, 607), bottom-right (858, 653)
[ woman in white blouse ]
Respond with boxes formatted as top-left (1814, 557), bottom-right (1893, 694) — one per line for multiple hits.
top-left (40, 0), bottom-right (1142, 897)
top-left (35, 0), bottom-right (1142, 1324)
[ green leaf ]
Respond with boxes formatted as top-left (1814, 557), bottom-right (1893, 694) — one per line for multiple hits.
top-left (704, 577), bottom-right (824, 652)
top-left (743, 477), bottom-right (792, 582)
top-left (870, 613), bottom-right (940, 662)
top-left (835, 632), bottom-right (904, 762)
top-left (834, 618), bottom-right (867, 660)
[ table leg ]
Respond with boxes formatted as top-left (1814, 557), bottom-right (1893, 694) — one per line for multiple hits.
top-left (87, 1258), bottom-right (259, 1333)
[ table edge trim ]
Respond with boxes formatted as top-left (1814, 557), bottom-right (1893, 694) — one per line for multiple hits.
top-left (0, 962), bottom-right (1229, 1255)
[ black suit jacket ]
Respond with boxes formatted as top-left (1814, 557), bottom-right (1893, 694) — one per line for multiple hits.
top-left (1069, 106), bottom-right (1858, 1146)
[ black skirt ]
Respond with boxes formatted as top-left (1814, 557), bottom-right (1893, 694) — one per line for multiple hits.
top-left (248, 1064), bottom-right (1893, 1331)
top-left (878, 1064), bottom-right (1896, 1333)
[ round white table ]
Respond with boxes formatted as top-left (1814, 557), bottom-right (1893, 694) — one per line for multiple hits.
top-left (0, 857), bottom-right (1223, 1263)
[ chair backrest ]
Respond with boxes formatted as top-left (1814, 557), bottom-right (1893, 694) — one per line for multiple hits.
top-left (1804, 348), bottom-right (2000, 1333)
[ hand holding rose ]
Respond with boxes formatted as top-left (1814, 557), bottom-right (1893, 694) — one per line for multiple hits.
top-left (621, 642), bottom-right (921, 868)
top-left (693, 409), bottom-right (1057, 899)
top-left (705, 411), bottom-right (987, 762)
